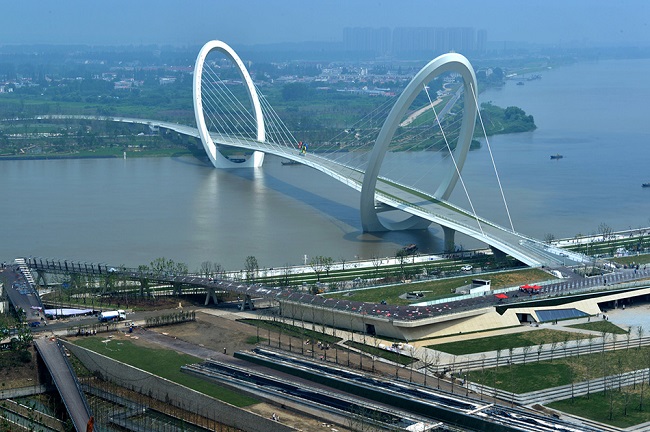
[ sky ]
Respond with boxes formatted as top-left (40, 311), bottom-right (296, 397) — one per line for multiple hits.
top-left (3, 0), bottom-right (650, 48)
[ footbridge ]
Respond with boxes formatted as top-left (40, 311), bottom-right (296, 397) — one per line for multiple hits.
top-left (35, 40), bottom-right (592, 268)
top-left (34, 338), bottom-right (93, 432)
top-left (22, 256), bottom-right (650, 341)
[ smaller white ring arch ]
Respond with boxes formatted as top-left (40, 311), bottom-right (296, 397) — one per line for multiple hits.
top-left (360, 53), bottom-right (478, 231)
top-left (193, 40), bottom-right (265, 168)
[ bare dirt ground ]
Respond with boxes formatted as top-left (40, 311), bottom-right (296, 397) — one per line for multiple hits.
top-left (149, 309), bottom-right (261, 355)
top-left (133, 309), bottom-right (353, 431)
top-left (0, 346), bottom-right (40, 389)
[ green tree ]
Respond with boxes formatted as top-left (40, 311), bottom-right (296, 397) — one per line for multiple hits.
top-left (282, 83), bottom-right (311, 101)
top-left (309, 256), bottom-right (332, 282)
top-left (396, 249), bottom-right (409, 278)
top-left (598, 222), bottom-right (613, 242)
top-left (173, 261), bottom-right (188, 276)
top-left (150, 257), bottom-right (174, 276)
top-left (245, 256), bottom-right (259, 281)
top-left (13, 321), bottom-right (33, 352)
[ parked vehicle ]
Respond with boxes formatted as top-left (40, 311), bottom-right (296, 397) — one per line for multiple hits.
top-left (98, 310), bottom-right (126, 322)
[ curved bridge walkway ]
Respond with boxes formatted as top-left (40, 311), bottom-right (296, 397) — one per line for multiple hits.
top-left (37, 115), bottom-right (578, 269)
top-left (34, 337), bottom-right (92, 432)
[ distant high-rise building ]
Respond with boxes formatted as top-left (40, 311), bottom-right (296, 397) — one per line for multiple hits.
top-left (343, 27), bottom-right (391, 56)
top-left (476, 29), bottom-right (488, 54)
top-left (344, 26), bottom-right (487, 57)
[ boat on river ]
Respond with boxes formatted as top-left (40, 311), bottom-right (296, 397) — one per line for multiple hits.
top-left (550, 154), bottom-right (563, 160)
top-left (400, 244), bottom-right (418, 255)
top-left (643, 183), bottom-right (650, 188)
top-left (281, 160), bottom-right (301, 166)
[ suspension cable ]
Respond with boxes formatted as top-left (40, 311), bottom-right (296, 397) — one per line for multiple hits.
top-left (470, 82), bottom-right (515, 232)
top-left (424, 84), bottom-right (484, 236)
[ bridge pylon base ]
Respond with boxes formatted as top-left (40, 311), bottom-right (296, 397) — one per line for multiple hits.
top-left (361, 205), bottom-right (432, 232)
top-left (490, 246), bottom-right (507, 260)
top-left (35, 270), bottom-right (48, 290)
top-left (442, 226), bottom-right (456, 252)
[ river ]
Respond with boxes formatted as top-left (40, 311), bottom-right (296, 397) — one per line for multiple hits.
top-left (2, 58), bottom-right (649, 271)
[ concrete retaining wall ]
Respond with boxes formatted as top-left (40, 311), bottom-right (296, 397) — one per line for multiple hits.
top-left (62, 341), bottom-right (296, 432)
top-left (0, 384), bottom-right (52, 400)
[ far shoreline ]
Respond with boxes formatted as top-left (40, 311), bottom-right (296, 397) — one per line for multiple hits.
top-left (0, 149), bottom-right (194, 162)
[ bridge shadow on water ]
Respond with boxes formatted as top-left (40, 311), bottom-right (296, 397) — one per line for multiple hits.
top-left (170, 153), bottom-right (449, 254)
top-left (341, 229), bottom-right (446, 255)
top-left (170, 152), bottom-right (211, 167)
top-left (228, 166), bottom-right (446, 253)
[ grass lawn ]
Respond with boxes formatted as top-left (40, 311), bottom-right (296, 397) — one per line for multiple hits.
top-left (470, 345), bottom-right (650, 393)
top-left (568, 320), bottom-right (630, 335)
top-left (472, 361), bottom-right (575, 393)
top-left (429, 329), bottom-right (591, 356)
top-left (73, 337), bottom-right (257, 407)
top-left (325, 268), bottom-right (551, 305)
top-left (548, 387), bottom-right (650, 428)
top-left (611, 255), bottom-right (650, 266)
top-left (346, 340), bottom-right (414, 366)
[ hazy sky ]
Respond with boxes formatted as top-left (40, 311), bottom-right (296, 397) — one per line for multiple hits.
top-left (4, 0), bottom-right (650, 47)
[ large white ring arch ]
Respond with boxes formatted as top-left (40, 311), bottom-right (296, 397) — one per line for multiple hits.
top-left (360, 53), bottom-right (478, 232)
top-left (193, 40), bottom-right (265, 168)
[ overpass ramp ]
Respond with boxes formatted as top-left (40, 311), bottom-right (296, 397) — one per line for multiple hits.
top-left (34, 338), bottom-right (92, 432)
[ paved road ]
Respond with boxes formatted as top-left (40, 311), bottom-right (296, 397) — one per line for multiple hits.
top-left (1, 265), bottom-right (47, 325)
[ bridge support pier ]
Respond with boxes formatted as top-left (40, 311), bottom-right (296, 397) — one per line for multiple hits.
top-left (239, 294), bottom-right (254, 311)
top-left (35, 270), bottom-right (48, 290)
top-left (204, 287), bottom-right (221, 305)
top-left (69, 274), bottom-right (82, 291)
top-left (490, 246), bottom-right (507, 260)
top-left (173, 283), bottom-right (182, 296)
top-left (442, 226), bottom-right (456, 253)
top-left (139, 279), bottom-right (150, 297)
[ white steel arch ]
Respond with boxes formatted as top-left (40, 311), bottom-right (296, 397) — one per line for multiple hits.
top-left (360, 53), bottom-right (478, 232)
top-left (193, 40), bottom-right (265, 168)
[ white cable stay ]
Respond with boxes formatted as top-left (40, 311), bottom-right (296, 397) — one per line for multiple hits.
top-left (254, 87), bottom-right (300, 152)
top-left (200, 62), bottom-right (514, 246)
top-left (423, 83), bottom-right (484, 237)
top-left (469, 82), bottom-right (515, 233)
top-left (202, 65), bottom-right (303, 157)
top-left (391, 95), bottom-right (465, 188)
top-left (203, 64), bottom-right (257, 139)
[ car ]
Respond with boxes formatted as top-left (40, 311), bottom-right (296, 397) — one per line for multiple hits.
top-left (460, 265), bottom-right (473, 272)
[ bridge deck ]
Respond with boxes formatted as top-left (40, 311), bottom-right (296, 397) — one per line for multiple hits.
top-left (26, 259), bottom-right (650, 326)
top-left (34, 338), bottom-right (91, 432)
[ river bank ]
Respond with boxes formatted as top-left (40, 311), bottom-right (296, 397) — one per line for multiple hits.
top-left (0, 148), bottom-right (192, 161)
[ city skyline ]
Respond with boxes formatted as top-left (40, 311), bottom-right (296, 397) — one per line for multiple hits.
top-left (3, 0), bottom-right (650, 48)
